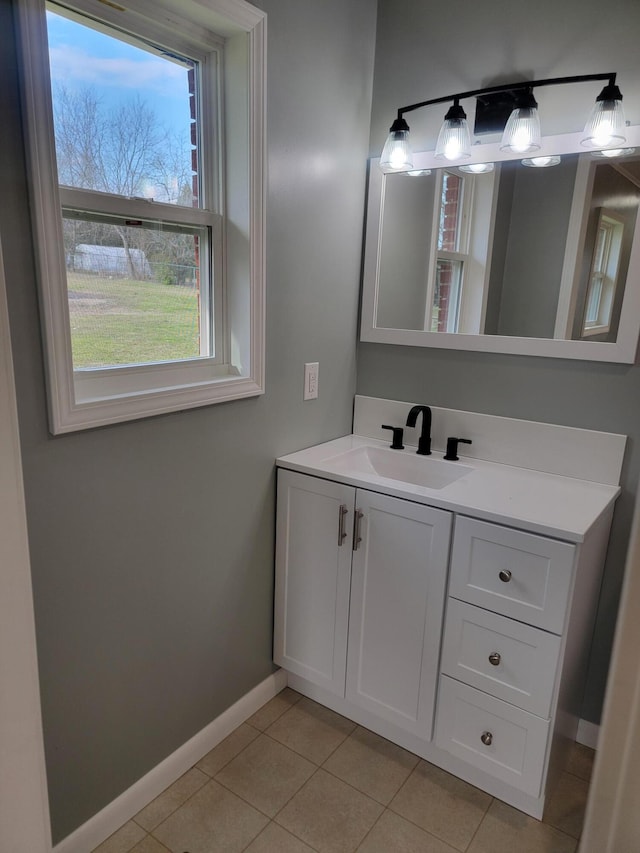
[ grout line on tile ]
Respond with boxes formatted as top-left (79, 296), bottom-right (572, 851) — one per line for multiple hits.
top-left (196, 723), bottom-right (262, 779)
top-left (317, 727), bottom-right (355, 766)
top-left (260, 723), bottom-right (352, 767)
top-left (353, 808), bottom-right (386, 851)
top-left (564, 767), bottom-right (593, 782)
top-left (146, 778), bottom-right (226, 844)
top-left (320, 762), bottom-right (391, 808)
top-left (131, 769), bottom-right (210, 833)
top-left (314, 764), bottom-right (386, 805)
top-left (248, 688), bottom-right (303, 726)
top-left (384, 763), bottom-right (493, 853)
top-left (462, 796), bottom-right (494, 852)
top-left (214, 754), bottom-right (323, 823)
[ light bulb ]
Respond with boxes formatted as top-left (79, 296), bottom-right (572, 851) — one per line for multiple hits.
top-left (434, 101), bottom-right (471, 161)
top-left (590, 115), bottom-right (618, 147)
top-left (380, 117), bottom-right (413, 172)
top-left (582, 84), bottom-right (626, 149)
top-left (501, 108), bottom-right (541, 154)
top-left (445, 138), bottom-right (463, 160)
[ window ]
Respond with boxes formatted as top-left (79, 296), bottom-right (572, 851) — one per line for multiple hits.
top-left (423, 167), bottom-right (496, 336)
top-left (582, 209), bottom-right (624, 336)
top-left (431, 171), bottom-right (467, 332)
top-left (18, 0), bottom-right (266, 433)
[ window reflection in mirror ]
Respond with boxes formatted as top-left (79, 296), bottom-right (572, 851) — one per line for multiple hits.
top-left (582, 210), bottom-right (624, 337)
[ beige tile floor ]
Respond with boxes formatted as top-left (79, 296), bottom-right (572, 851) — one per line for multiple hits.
top-left (91, 688), bottom-right (593, 853)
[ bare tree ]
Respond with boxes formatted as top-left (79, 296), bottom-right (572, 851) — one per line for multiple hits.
top-left (53, 85), bottom-right (195, 280)
top-left (53, 85), bottom-right (105, 190)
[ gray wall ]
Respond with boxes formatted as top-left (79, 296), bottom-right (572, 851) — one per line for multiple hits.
top-left (1, 0), bottom-right (376, 842)
top-left (496, 158), bottom-right (577, 338)
top-left (360, 0), bottom-right (640, 724)
top-left (377, 171), bottom-right (435, 329)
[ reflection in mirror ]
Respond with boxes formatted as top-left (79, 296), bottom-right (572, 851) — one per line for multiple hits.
top-left (377, 168), bottom-right (495, 334)
top-left (370, 151), bottom-right (640, 344)
top-left (568, 161), bottom-right (640, 341)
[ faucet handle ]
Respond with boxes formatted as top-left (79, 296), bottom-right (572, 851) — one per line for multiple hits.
top-left (444, 437), bottom-right (472, 461)
top-left (381, 424), bottom-right (404, 450)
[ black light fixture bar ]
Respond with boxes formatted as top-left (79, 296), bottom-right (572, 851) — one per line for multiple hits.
top-left (380, 71), bottom-right (626, 172)
top-left (393, 72), bottom-right (617, 122)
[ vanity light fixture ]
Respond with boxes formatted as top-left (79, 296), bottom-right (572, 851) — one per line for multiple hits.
top-left (380, 72), bottom-right (625, 172)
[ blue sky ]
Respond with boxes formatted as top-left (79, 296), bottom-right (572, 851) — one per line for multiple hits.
top-left (46, 9), bottom-right (192, 141)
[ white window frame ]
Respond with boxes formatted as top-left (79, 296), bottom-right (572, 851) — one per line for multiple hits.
top-left (582, 209), bottom-right (624, 337)
top-left (423, 169), bottom-right (495, 335)
top-left (17, 0), bottom-right (266, 433)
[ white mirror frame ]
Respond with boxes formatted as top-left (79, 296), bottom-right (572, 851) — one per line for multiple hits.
top-left (361, 126), bottom-right (640, 362)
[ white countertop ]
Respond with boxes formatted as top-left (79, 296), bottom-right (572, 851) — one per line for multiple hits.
top-left (277, 435), bottom-right (621, 542)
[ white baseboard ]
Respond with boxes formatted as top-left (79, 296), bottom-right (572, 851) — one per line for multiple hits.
top-left (53, 669), bottom-right (287, 853)
top-left (576, 718), bottom-right (600, 749)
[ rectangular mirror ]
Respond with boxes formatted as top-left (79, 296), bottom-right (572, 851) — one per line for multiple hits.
top-left (361, 128), bottom-right (640, 362)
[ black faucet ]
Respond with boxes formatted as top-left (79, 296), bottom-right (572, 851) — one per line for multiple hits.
top-left (405, 405), bottom-right (432, 455)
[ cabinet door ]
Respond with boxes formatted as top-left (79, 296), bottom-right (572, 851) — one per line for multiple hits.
top-left (274, 470), bottom-right (354, 696)
top-left (346, 490), bottom-right (452, 738)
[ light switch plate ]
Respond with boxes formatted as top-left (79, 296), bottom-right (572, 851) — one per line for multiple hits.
top-left (304, 362), bottom-right (319, 400)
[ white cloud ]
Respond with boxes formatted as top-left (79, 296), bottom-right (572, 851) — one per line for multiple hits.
top-left (48, 45), bottom-right (188, 98)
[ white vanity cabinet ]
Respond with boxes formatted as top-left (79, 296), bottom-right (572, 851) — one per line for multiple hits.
top-left (274, 418), bottom-right (623, 820)
top-left (274, 469), bottom-right (452, 739)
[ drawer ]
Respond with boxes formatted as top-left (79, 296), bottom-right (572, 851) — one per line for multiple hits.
top-left (435, 676), bottom-right (549, 797)
top-left (441, 599), bottom-right (562, 717)
top-left (449, 517), bottom-right (575, 633)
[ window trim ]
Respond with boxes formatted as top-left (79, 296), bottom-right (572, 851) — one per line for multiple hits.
top-left (581, 209), bottom-right (625, 338)
top-left (426, 169), bottom-right (490, 334)
top-left (17, 0), bottom-right (266, 433)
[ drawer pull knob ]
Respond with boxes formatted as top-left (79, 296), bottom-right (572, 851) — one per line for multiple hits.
top-left (488, 652), bottom-right (501, 666)
top-left (481, 731), bottom-right (493, 746)
top-left (499, 569), bottom-right (512, 583)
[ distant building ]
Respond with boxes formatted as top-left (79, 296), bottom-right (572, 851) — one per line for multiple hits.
top-left (70, 244), bottom-right (153, 279)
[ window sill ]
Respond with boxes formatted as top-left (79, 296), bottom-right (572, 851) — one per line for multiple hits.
top-left (53, 366), bottom-right (264, 433)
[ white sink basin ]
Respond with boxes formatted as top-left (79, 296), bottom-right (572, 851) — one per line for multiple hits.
top-left (327, 445), bottom-right (472, 490)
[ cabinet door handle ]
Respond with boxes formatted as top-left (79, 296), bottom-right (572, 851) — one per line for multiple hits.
top-left (488, 652), bottom-right (501, 666)
top-left (353, 509), bottom-right (364, 551)
top-left (499, 569), bottom-right (512, 583)
top-left (481, 731), bottom-right (493, 746)
top-left (338, 505), bottom-right (348, 546)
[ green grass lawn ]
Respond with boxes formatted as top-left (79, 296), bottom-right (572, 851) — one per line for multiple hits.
top-left (67, 272), bottom-right (202, 368)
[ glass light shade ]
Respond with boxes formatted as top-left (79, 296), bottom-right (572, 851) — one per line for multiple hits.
top-left (434, 118), bottom-right (471, 161)
top-left (401, 169), bottom-right (432, 177)
top-left (593, 147), bottom-right (636, 158)
top-left (500, 107), bottom-right (541, 154)
top-left (521, 155), bottom-right (561, 168)
top-left (380, 119), bottom-right (413, 172)
top-left (459, 162), bottom-right (494, 174)
top-left (582, 99), bottom-right (626, 148)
